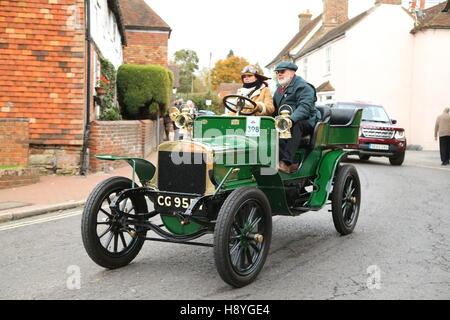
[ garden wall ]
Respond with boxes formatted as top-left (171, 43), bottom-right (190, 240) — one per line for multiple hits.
top-left (88, 119), bottom-right (163, 173)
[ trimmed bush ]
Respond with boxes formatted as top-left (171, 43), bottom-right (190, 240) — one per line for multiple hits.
top-left (117, 64), bottom-right (173, 120)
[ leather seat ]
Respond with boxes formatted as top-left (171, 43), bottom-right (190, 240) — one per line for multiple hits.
top-left (298, 105), bottom-right (332, 146)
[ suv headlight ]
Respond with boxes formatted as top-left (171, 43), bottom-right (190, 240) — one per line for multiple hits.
top-left (394, 130), bottom-right (405, 139)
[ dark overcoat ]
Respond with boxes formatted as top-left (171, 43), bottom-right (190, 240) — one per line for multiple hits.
top-left (273, 75), bottom-right (320, 128)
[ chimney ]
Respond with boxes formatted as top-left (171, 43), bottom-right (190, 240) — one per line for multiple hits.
top-left (419, 0), bottom-right (425, 9)
top-left (298, 10), bottom-right (312, 31)
top-left (322, 0), bottom-right (348, 30)
top-left (374, 0), bottom-right (402, 5)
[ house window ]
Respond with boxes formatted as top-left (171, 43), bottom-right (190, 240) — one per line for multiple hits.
top-left (325, 46), bottom-right (331, 74)
top-left (303, 58), bottom-right (308, 80)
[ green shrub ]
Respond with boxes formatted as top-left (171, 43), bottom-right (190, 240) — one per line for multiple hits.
top-left (117, 64), bottom-right (173, 120)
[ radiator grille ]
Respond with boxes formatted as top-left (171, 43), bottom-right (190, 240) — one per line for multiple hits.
top-left (362, 128), bottom-right (394, 139)
top-left (158, 151), bottom-right (206, 195)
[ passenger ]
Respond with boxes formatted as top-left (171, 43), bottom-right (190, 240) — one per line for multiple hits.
top-left (273, 62), bottom-right (320, 173)
top-left (230, 65), bottom-right (275, 116)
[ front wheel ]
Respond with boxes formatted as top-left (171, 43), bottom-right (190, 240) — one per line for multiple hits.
top-left (214, 187), bottom-right (272, 288)
top-left (331, 165), bottom-right (361, 235)
top-left (389, 151), bottom-right (405, 166)
top-left (81, 176), bottom-right (148, 269)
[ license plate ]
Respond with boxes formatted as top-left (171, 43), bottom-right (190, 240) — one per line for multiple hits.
top-left (154, 194), bottom-right (202, 212)
top-left (369, 143), bottom-right (389, 150)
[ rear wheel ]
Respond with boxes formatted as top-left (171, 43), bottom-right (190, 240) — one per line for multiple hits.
top-left (81, 176), bottom-right (148, 269)
top-left (331, 165), bottom-right (361, 235)
top-left (389, 151), bottom-right (405, 166)
top-left (214, 187), bottom-right (272, 287)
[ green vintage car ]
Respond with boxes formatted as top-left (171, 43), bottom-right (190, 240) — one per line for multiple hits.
top-left (81, 96), bottom-right (363, 288)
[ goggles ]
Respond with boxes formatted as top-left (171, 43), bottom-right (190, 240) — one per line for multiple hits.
top-left (241, 66), bottom-right (258, 74)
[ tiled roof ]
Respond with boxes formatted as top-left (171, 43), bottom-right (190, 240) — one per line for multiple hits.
top-left (168, 64), bottom-right (180, 88)
top-left (411, 2), bottom-right (450, 33)
top-left (316, 81), bottom-right (335, 92)
top-left (443, 0), bottom-right (449, 12)
top-left (265, 14), bottom-right (322, 68)
top-left (294, 9), bottom-right (372, 59)
top-left (119, 0), bottom-right (171, 32)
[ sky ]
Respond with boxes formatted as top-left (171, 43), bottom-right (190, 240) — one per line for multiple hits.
top-left (145, 0), bottom-right (439, 74)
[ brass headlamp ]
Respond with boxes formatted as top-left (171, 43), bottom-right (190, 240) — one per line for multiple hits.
top-left (175, 107), bottom-right (195, 138)
top-left (168, 106), bottom-right (180, 122)
top-left (275, 105), bottom-right (293, 139)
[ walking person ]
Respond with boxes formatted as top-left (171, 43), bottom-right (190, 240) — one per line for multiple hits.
top-left (273, 62), bottom-right (320, 173)
top-left (434, 107), bottom-right (450, 165)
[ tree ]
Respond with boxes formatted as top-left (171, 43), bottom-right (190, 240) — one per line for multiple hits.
top-left (210, 56), bottom-right (249, 89)
top-left (227, 50), bottom-right (234, 58)
top-left (173, 49), bottom-right (199, 93)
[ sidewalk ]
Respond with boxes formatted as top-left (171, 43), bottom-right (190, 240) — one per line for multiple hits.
top-left (0, 150), bottom-right (447, 223)
top-left (0, 152), bottom-right (157, 223)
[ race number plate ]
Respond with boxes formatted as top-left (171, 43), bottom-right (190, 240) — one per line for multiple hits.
top-left (154, 194), bottom-right (203, 212)
top-left (246, 116), bottom-right (260, 137)
top-left (368, 143), bottom-right (389, 150)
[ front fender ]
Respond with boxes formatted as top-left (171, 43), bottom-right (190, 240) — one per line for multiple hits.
top-left (95, 155), bottom-right (156, 187)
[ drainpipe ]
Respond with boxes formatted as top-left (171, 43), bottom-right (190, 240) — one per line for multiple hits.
top-left (80, 0), bottom-right (91, 175)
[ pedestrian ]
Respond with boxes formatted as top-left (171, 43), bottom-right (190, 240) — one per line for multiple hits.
top-left (232, 65), bottom-right (275, 116)
top-left (434, 107), bottom-right (450, 165)
top-left (273, 62), bottom-right (320, 173)
top-left (186, 100), bottom-right (196, 115)
top-left (163, 111), bottom-right (173, 141)
top-left (173, 100), bottom-right (182, 140)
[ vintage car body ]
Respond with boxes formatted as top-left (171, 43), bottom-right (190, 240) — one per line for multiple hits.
top-left (82, 102), bottom-right (363, 287)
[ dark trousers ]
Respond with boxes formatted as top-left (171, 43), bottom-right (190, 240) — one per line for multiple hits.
top-left (439, 135), bottom-right (450, 163)
top-left (279, 120), bottom-right (313, 165)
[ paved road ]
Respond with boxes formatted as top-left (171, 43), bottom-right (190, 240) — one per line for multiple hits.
top-left (1, 157), bottom-right (449, 300)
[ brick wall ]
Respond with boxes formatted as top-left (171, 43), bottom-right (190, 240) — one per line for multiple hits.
top-left (123, 31), bottom-right (169, 66)
top-left (88, 119), bottom-right (164, 173)
top-left (0, 118), bottom-right (29, 167)
top-left (0, 0), bottom-right (86, 171)
top-left (0, 167), bottom-right (40, 189)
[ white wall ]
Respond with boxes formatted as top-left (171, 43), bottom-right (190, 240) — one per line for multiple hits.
top-left (411, 29), bottom-right (450, 150)
top-left (90, 0), bottom-right (123, 69)
top-left (296, 5), bottom-right (416, 145)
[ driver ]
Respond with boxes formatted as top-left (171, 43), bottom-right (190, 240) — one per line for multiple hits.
top-left (229, 65), bottom-right (274, 116)
top-left (273, 62), bottom-right (320, 173)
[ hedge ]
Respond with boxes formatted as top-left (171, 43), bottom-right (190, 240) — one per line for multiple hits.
top-left (117, 64), bottom-right (173, 120)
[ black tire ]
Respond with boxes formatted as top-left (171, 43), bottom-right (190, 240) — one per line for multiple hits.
top-left (331, 165), bottom-right (361, 235)
top-left (81, 176), bottom-right (148, 269)
top-left (389, 151), bottom-right (405, 166)
top-left (214, 187), bottom-right (272, 288)
top-left (359, 154), bottom-right (370, 161)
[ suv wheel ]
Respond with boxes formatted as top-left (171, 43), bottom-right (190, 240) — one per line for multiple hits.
top-left (359, 154), bottom-right (370, 161)
top-left (389, 151), bottom-right (405, 166)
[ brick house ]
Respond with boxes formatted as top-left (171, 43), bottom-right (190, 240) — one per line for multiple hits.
top-left (0, 0), bottom-right (171, 175)
top-left (120, 0), bottom-right (171, 66)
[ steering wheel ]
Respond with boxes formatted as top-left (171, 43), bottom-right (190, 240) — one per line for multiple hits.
top-left (223, 95), bottom-right (258, 116)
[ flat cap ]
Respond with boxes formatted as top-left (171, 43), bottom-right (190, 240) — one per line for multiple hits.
top-left (274, 62), bottom-right (298, 71)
